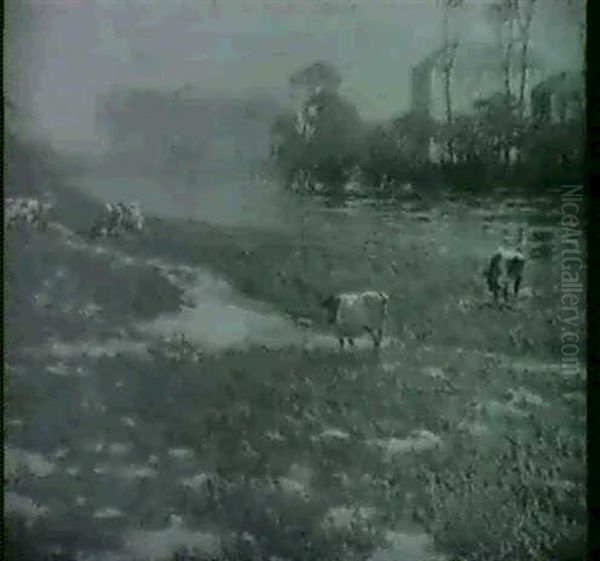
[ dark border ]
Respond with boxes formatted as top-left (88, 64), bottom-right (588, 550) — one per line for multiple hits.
top-left (587, 0), bottom-right (599, 559)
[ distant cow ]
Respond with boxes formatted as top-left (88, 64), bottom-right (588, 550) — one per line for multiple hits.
top-left (485, 227), bottom-right (527, 305)
top-left (322, 290), bottom-right (390, 351)
top-left (5, 197), bottom-right (52, 230)
top-left (91, 201), bottom-right (144, 238)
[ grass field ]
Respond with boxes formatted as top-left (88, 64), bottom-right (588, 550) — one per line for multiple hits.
top-left (4, 186), bottom-right (586, 560)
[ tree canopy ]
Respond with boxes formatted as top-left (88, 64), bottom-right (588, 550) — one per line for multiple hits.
top-left (289, 61), bottom-right (342, 96)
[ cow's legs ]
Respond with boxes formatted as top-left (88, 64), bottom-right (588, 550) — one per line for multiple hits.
top-left (514, 276), bottom-right (522, 298)
top-left (338, 337), bottom-right (345, 352)
top-left (492, 289), bottom-right (502, 309)
top-left (373, 335), bottom-right (382, 352)
top-left (365, 327), bottom-right (379, 351)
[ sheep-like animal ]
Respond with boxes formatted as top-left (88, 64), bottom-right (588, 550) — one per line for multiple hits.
top-left (485, 227), bottom-right (527, 305)
top-left (91, 201), bottom-right (144, 238)
top-left (5, 197), bottom-right (52, 230)
top-left (322, 290), bottom-right (390, 351)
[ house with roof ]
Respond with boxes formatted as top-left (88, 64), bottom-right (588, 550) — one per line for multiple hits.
top-left (531, 71), bottom-right (584, 125)
top-left (411, 42), bottom-right (545, 123)
top-left (409, 42), bottom-right (545, 161)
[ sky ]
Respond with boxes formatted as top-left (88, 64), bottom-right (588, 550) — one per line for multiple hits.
top-left (4, 0), bottom-right (584, 152)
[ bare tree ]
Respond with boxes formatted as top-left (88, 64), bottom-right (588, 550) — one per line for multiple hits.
top-left (487, 1), bottom-right (519, 108)
top-left (515, 0), bottom-right (537, 119)
top-left (487, 0), bottom-right (521, 166)
top-left (438, 0), bottom-right (463, 162)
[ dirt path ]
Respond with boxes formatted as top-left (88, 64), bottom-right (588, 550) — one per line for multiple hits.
top-left (48, 221), bottom-right (393, 355)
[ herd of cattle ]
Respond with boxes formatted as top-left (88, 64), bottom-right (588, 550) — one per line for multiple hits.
top-left (5, 195), bottom-right (527, 351)
top-left (5, 197), bottom-right (144, 239)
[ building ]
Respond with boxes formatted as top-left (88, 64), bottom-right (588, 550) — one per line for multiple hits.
top-left (531, 71), bottom-right (584, 125)
top-left (411, 42), bottom-right (544, 122)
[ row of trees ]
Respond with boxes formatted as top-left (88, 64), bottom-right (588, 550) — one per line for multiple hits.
top-left (269, 59), bottom-right (582, 195)
top-left (269, 0), bottom-right (584, 195)
top-left (415, 0), bottom-right (540, 163)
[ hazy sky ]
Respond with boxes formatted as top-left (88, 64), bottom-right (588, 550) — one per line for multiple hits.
top-left (5, 0), bottom-right (584, 151)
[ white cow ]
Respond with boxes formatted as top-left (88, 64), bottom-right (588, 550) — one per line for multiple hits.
top-left (321, 290), bottom-right (390, 351)
top-left (5, 197), bottom-right (52, 230)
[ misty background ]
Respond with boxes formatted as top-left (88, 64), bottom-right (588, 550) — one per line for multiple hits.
top-left (4, 0), bottom-right (584, 222)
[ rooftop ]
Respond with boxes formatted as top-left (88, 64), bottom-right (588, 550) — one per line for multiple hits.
top-left (531, 71), bottom-right (584, 95)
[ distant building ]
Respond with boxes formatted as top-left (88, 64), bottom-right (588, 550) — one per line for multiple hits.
top-left (411, 42), bottom-right (544, 122)
top-left (531, 71), bottom-right (584, 124)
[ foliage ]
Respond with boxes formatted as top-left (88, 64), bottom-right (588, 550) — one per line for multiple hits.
top-left (271, 87), bottom-right (365, 193)
top-left (269, 54), bottom-right (583, 197)
top-left (289, 61), bottom-right (342, 96)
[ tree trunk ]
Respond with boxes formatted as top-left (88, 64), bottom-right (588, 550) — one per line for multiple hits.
top-left (443, 66), bottom-right (454, 163)
top-left (444, 65), bottom-right (453, 127)
top-left (503, 13), bottom-right (516, 168)
top-left (443, 9), bottom-right (451, 125)
top-left (443, 32), bottom-right (455, 160)
top-left (517, 1), bottom-right (536, 120)
top-left (503, 23), bottom-right (513, 106)
top-left (518, 42), bottom-right (528, 119)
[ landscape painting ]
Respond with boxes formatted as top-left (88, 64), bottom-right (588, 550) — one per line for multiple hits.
top-left (4, 1), bottom-right (586, 560)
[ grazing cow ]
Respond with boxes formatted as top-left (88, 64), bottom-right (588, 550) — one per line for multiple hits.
top-left (91, 201), bottom-right (144, 238)
top-left (119, 202), bottom-right (144, 232)
top-left (485, 227), bottom-right (527, 305)
top-left (5, 197), bottom-right (52, 230)
top-left (322, 290), bottom-right (390, 351)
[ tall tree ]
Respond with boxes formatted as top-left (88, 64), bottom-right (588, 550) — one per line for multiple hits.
top-left (515, 0), bottom-right (537, 119)
top-left (487, 1), bottom-right (518, 111)
top-left (438, 0), bottom-right (464, 162)
top-left (273, 62), bottom-right (363, 192)
top-left (486, 0), bottom-right (521, 166)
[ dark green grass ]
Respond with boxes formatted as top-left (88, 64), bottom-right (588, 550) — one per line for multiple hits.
top-left (6, 338), bottom-right (585, 560)
top-left (110, 204), bottom-right (563, 361)
top-left (4, 226), bottom-right (184, 352)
